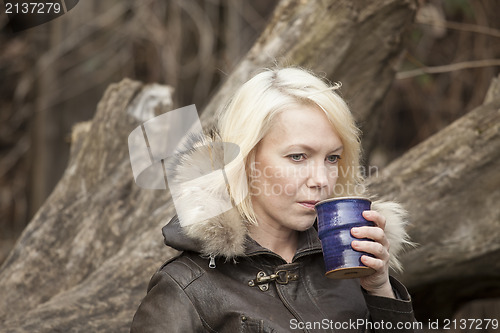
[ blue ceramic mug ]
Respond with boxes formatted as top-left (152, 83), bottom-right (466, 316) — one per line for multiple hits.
top-left (315, 197), bottom-right (376, 279)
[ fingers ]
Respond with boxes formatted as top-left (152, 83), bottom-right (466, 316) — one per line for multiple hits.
top-left (362, 210), bottom-right (386, 229)
top-left (356, 212), bottom-right (394, 297)
top-left (351, 239), bottom-right (389, 262)
top-left (360, 253), bottom-right (386, 271)
top-left (351, 210), bottom-right (391, 263)
top-left (352, 238), bottom-right (389, 274)
top-left (351, 225), bottom-right (390, 249)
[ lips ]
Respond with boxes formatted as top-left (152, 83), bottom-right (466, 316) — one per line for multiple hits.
top-left (298, 201), bottom-right (320, 209)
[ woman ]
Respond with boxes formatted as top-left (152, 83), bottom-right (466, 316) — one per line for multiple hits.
top-left (131, 68), bottom-right (416, 332)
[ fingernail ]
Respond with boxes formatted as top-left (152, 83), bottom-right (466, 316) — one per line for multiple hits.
top-left (351, 227), bottom-right (359, 234)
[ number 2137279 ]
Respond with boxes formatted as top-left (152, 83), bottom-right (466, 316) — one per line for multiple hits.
top-left (5, 2), bottom-right (61, 14)
top-left (442, 319), bottom-right (498, 330)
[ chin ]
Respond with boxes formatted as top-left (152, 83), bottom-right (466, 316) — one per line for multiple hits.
top-left (291, 219), bottom-right (315, 232)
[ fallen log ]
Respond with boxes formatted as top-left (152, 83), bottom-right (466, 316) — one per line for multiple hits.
top-left (0, 80), bottom-right (180, 332)
top-left (367, 75), bottom-right (500, 320)
top-left (0, 0), bottom-right (417, 331)
top-left (201, 0), bottom-right (417, 132)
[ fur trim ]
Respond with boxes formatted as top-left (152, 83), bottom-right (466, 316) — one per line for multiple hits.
top-left (166, 130), bottom-right (247, 259)
top-left (167, 130), bottom-right (413, 269)
top-left (371, 200), bottom-right (415, 272)
top-left (184, 206), bottom-right (246, 258)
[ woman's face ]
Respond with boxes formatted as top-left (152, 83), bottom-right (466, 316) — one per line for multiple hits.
top-left (250, 104), bottom-right (343, 233)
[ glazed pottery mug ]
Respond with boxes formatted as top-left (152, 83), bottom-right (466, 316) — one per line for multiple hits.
top-left (314, 197), bottom-right (376, 279)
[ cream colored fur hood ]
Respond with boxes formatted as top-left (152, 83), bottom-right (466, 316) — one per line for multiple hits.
top-left (165, 129), bottom-right (412, 272)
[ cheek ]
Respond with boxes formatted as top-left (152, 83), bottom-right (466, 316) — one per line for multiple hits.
top-left (277, 176), bottom-right (301, 197)
top-left (326, 166), bottom-right (339, 192)
top-left (272, 171), bottom-right (299, 197)
top-left (277, 166), bottom-right (306, 195)
top-left (253, 165), bottom-right (303, 197)
top-left (330, 173), bottom-right (339, 185)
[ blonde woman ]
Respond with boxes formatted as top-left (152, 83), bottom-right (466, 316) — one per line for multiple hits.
top-left (131, 68), bottom-right (416, 332)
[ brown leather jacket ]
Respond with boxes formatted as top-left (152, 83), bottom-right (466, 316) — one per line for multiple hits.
top-left (130, 215), bottom-right (416, 333)
top-left (131, 131), bottom-right (416, 332)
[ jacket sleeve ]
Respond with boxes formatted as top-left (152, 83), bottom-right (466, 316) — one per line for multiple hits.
top-left (130, 269), bottom-right (206, 333)
top-left (362, 276), bottom-right (419, 333)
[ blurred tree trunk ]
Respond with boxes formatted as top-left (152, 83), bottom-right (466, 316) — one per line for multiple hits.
top-left (31, 20), bottom-right (61, 216)
top-left (368, 74), bottom-right (500, 321)
top-left (0, 0), bottom-right (418, 331)
top-left (201, 0), bottom-right (417, 131)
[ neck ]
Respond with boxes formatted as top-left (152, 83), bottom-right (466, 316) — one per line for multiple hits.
top-left (248, 222), bottom-right (299, 264)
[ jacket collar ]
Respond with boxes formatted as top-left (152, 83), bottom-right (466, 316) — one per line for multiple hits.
top-left (244, 223), bottom-right (323, 258)
top-left (163, 128), bottom-right (413, 271)
top-left (163, 214), bottom-right (322, 260)
top-left (162, 215), bottom-right (203, 253)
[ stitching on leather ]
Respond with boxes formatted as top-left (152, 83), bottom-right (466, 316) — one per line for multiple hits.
top-left (162, 256), bottom-right (204, 290)
top-left (367, 303), bottom-right (414, 314)
top-left (162, 270), bottom-right (218, 332)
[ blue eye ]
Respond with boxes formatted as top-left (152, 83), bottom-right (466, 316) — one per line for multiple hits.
top-left (327, 155), bottom-right (341, 163)
top-left (288, 154), bottom-right (305, 162)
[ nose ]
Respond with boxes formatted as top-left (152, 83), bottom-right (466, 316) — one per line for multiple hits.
top-left (306, 161), bottom-right (329, 188)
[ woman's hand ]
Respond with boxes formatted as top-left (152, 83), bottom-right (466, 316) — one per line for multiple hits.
top-left (350, 210), bottom-right (395, 299)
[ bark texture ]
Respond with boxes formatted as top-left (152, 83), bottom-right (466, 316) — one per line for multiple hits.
top-left (201, 0), bottom-right (417, 131)
top-left (0, 80), bottom-right (179, 332)
top-left (367, 75), bottom-right (500, 319)
top-left (0, 0), bottom-right (419, 331)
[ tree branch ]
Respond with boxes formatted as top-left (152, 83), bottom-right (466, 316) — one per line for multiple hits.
top-left (396, 59), bottom-right (500, 79)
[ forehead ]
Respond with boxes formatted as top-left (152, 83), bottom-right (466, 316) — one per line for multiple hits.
top-left (264, 104), bottom-right (341, 147)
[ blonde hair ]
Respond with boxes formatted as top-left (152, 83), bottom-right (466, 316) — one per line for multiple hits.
top-left (217, 67), bottom-right (363, 225)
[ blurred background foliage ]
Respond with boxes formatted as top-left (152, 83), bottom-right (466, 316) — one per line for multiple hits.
top-left (0, 0), bottom-right (277, 264)
top-left (372, 0), bottom-right (500, 167)
top-left (0, 0), bottom-right (499, 318)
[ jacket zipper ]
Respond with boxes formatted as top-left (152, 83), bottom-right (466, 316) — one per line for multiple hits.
top-left (208, 254), bottom-right (216, 268)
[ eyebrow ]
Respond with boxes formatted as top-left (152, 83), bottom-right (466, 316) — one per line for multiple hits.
top-left (284, 144), bottom-right (343, 153)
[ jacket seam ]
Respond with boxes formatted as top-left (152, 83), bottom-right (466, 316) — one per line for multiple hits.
top-left (159, 251), bottom-right (183, 270)
top-left (297, 262), bottom-right (332, 330)
top-left (176, 256), bottom-right (205, 289)
top-left (366, 304), bottom-right (414, 314)
top-left (161, 254), bottom-right (205, 289)
top-left (162, 270), bottom-right (217, 332)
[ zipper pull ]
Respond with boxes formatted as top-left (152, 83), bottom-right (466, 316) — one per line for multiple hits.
top-left (209, 254), bottom-right (216, 269)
